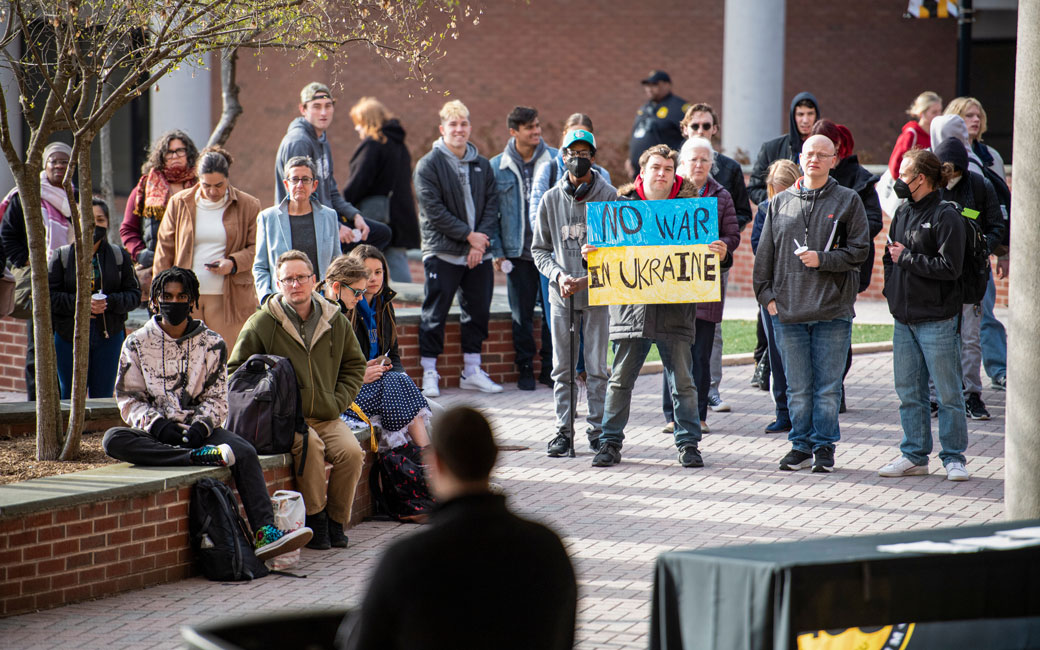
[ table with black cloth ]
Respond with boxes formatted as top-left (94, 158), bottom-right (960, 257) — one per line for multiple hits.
top-left (650, 519), bottom-right (1040, 650)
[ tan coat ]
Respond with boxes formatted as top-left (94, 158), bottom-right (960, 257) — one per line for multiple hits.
top-left (152, 185), bottom-right (261, 328)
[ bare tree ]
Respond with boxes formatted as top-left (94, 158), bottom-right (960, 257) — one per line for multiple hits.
top-left (0, 0), bottom-right (468, 460)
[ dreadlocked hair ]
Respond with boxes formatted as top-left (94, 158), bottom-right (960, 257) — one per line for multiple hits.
top-left (151, 266), bottom-right (201, 310)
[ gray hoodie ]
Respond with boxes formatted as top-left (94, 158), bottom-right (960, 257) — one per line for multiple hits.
top-left (431, 139), bottom-right (481, 265)
top-left (753, 176), bottom-right (869, 323)
top-left (532, 171), bottom-right (617, 310)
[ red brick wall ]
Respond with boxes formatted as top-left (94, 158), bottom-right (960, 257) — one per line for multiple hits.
top-left (0, 458), bottom-right (378, 617)
top-left (0, 319), bottom-right (27, 394)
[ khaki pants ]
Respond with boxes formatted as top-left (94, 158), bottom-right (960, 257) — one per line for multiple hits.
top-left (292, 417), bottom-right (365, 525)
top-left (194, 294), bottom-right (245, 353)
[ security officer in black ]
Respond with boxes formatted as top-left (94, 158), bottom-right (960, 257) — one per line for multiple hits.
top-left (626, 70), bottom-right (688, 179)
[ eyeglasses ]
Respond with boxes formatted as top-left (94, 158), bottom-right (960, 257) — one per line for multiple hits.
top-left (688, 122), bottom-right (714, 131)
top-left (685, 157), bottom-right (712, 166)
top-left (564, 149), bottom-right (593, 160)
top-left (164, 147), bottom-right (188, 158)
top-left (801, 152), bottom-right (835, 161)
top-left (344, 286), bottom-right (366, 298)
top-left (278, 274), bottom-right (313, 287)
top-left (288, 177), bottom-right (314, 185)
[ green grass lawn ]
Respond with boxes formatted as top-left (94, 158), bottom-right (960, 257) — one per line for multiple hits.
top-left (605, 320), bottom-right (893, 364)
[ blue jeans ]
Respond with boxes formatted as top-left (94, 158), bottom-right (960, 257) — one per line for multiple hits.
top-left (601, 338), bottom-right (700, 449)
top-left (661, 320), bottom-right (714, 423)
top-left (771, 317), bottom-right (851, 453)
top-left (54, 327), bottom-right (125, 399)
top-left (893, 317), bottom-right (967, 466)
top-left (980, 271), bottom-right (1007, 382)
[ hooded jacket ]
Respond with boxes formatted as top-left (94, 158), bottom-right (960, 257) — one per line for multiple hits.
top-left (753, 176), bottom-right (869, 323)
top-left (490, 141), bottom-right (557, 259)
top-left (228, 293), bottom-right (366, 421)
top-left (883, 190), bottom-right (965, 324)
top-left (275, 117), bottom-right (360, 226)
top-left (342, 119), bottom-right (420, 249)
top-left (934, 138), bottom-right (1005, 255)
top-left (748, 92), bottom-right (822, 204)
top-left (929, 115), bottom-right (986, 177)
top-left (114, 317), bottom-right (228, 433)
top-left (606, 177), bottom-right (702, 343)
top-left (531, 170), bottom-right (617, 311)
top-left (413, 140), bottom-right (500, 259)
top-left (829, 154), bottom-right (883, 292)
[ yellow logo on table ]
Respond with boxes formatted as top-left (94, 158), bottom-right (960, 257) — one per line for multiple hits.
top-left (797, 623), bottom-right (914, 650)
top-left (656, 106), bottom-right (668, 119)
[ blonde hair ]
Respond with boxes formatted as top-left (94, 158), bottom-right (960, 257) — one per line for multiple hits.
top-left (907, 91), bottom-right (942, 119)
top-left (350, 97), bottom-right (392, 143)
top-left (439, 100), bottom-right (469, 123)
top-left (943, 96), bottom-right (987, 140)
top-left (766, 159), bottom-right (800, 199)
top-left (324, 255), bottom-right (368, 288)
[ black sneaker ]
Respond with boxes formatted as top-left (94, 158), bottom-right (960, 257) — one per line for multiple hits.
top-left (591, 443), bottom-right (621, 467)
top-left (812, 447), bottom-right (835, 473)
top-left (588, 436), bottom-right (602, 453)
top-left (305, 509), bottom-right (331, 550)
top-left (779, 449), bottom-right (813, 471)
top-left (930, 401), bottom-right (939, 418)
top-left (538, 366), bottom-right (554, 388)
top-left (838, 388), bottom-right (847, 414)
top-left (677, 445), bottom-right (703, 468)
top-left (965, 393), bottom-right (991, 420)
top-left (991, 375), bottom-right (1006, 391)
top-left (328, 518), bottom-right (349, 548)
top-left (517, 365), bottom-right (536, 391)
top-left (751, 357), bottom-right (769, 389)
top-left (546, 433), bottom-right (570, 457)
top-left (764, 419), bottom-right (792, 433)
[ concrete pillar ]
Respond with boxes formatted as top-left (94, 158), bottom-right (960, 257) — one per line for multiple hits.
top-left (721, 0), bottom-right (786, 161)
top-left (1005, 0), bottom-right (1040, 520)
top-left (1, 35), bottom-right (23, 194)
top-left (149, 55), bottom-right (212, 149)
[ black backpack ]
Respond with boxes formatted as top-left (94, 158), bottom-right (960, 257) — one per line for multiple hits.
top-left (189, 478), bottom-right (269, 581)
top-left (226, 354), bottom-right (308, 475)
top-left (978, 165), bottom-right (1011, 252)
top-left (954, 203), bottom-right (991, 306)
top-left (368, 443), bottom-right (435, 523)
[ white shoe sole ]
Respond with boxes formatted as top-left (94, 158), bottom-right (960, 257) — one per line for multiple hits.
top-left (779, 458), bottom-right (812, 471)
top-left (459, 381), bottom-right (503, 393)
top-left (422, 386), bottom-right (440, 398)
top-left (878, 464), bottom-right (929, 478)
top-left (709, 402), bottom-right (730, 413)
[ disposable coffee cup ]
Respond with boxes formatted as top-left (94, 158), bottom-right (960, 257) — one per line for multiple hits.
top-left (500, 260), bottom-right (514, 274)
top-left (92, 292), bottom-right (106, 300)
top-left (352, 228), bottom-right (363, 241)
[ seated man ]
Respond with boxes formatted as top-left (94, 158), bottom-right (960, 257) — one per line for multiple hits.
top-left (341, 406), bottom-right (577, 650)
top-left (230, 250), bottom-right (367, 551)
top-left (103, 267), bottom-right (311, 561)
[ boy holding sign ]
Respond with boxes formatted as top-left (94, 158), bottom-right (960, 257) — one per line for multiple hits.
top-left (532, 129), bottom-right (617, 457)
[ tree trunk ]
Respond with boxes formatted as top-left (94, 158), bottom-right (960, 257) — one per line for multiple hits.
top-left (208, 48), bottom-right (242, 147)
top-left (59, 141), bottom-right (98, 460)
top-left (21, 177), bottom-right (64, 460)
top-left (99, 115), bottom-right (115, 242)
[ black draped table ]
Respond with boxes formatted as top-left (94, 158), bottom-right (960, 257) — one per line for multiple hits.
top-left (650, 519), bottom-right (1040, 650)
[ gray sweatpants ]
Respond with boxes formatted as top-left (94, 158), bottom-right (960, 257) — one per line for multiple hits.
top-left (550, 300), bottom-right (609, 440)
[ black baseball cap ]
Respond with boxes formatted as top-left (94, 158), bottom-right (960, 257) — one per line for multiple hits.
top-left (641, 70), bottom-right (671, 85)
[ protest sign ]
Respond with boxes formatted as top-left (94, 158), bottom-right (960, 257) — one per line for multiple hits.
top-left (585, 198), bottom-right (721, 306)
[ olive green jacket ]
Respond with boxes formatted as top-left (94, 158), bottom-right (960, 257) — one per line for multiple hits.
top-left (228, 293), bottom-right (366, 420)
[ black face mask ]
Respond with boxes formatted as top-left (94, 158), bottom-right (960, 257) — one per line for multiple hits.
top-left (893, 175), bottom-right (918, 201)
top-left (565, 156), bottom-right (593, 179)
top-left (93, 226), bottom-right (107, 244)
top-left (158, 301), bottom-right (190, 326)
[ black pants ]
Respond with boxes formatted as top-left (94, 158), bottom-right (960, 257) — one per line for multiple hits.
top-left (753, 313), bottom-right (768, 363)
top-left (25, 321), bottom-right (36, 401)
top-left (342, 219), bottom-right (392, 254)
top-left (102, 426), bottom-right (273, 531)
top-left (419, 256), bottom-right (494, 358)
top-left (505, 258), bottom-right (540, 368)
top-left (661, 319), bottom-right (716, 423)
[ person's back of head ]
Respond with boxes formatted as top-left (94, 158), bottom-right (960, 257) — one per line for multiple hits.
top-left (429, 406), bottom-right (498, 488)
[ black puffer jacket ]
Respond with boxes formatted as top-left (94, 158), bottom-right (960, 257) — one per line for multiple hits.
top-left (48, 241), bottom-right (140, 342)
top-left (343, 119), bottom-right (420, 249)
top-left (883, 190), bottom-right (965, 325)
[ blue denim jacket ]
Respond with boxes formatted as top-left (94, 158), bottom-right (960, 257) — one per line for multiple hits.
top-left (489, 146), bottom-right (556, 259)
top-left (253, 197), bottom-right (340, 302)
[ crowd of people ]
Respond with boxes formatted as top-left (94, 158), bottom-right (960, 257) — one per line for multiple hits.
top-left (0, 73), bottom-right (1013, 599)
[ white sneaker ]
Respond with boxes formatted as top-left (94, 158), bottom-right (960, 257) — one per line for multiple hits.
top-left (459, 368), bottom-right (503, 393)
top-left (422, 369), bottom-right (441, 398)
top-left (878, 456), bottom-right (928, 477)
top-left (708, 394), bottom-right (730, 412)
top-left (945, 461), bottom-right (970, 482)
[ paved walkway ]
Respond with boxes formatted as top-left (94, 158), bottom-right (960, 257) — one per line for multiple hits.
top-left (0, 349), bottom-right (1008, 649)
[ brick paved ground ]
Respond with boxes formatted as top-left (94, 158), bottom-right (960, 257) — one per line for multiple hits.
top-left (0, 350), bottom-right (1007, 649)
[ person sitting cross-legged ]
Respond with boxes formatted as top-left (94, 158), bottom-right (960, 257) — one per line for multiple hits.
top-left (102, 267), bottom-right (312, 561)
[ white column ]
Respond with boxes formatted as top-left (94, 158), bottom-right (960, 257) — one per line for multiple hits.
top-left (1, 42), bottom-right (23, 194)
top-left (1006, 0), bottom-right (1040, 520)
top-left (149, 55), bottom-right (213, 148)
top-left (721, 0), bottom-right (786, 160)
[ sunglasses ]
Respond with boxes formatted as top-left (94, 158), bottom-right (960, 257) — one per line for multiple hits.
top-left (688, 122), bottom-right (714, 131)
top-left (344, 286), bottom-right (366, 298)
